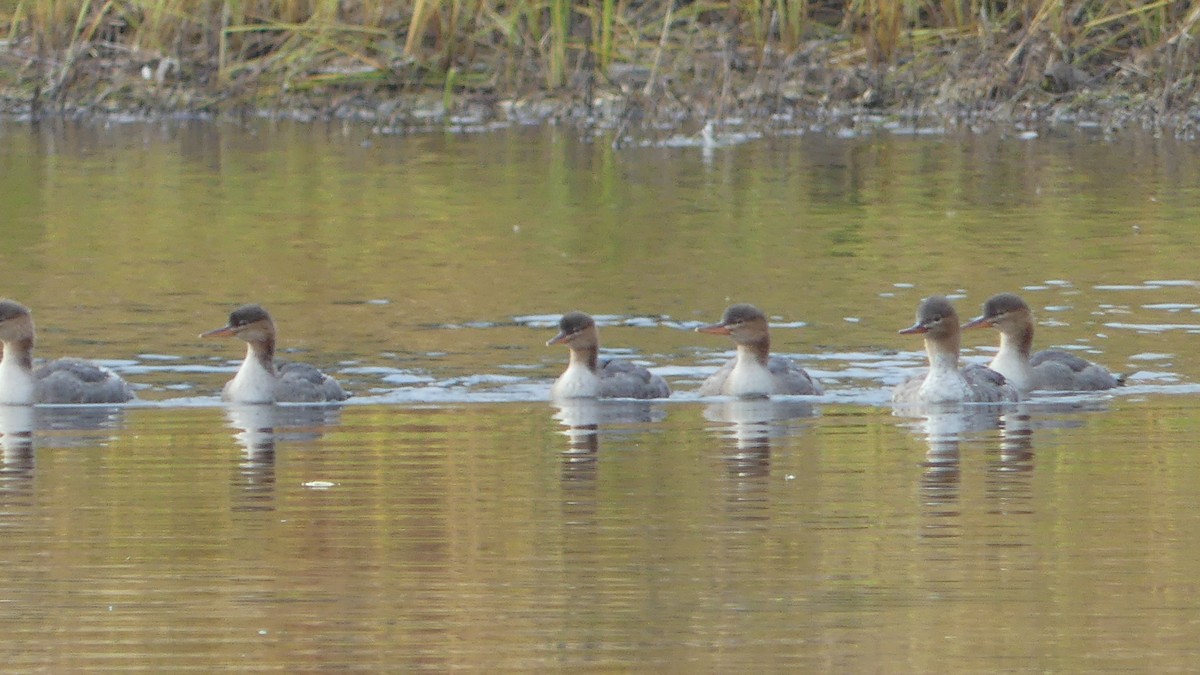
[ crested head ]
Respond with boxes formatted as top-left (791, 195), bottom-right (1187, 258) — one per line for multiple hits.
top-left (963, 292), bottom-right (1034, 335)
top-left (228, 304), bottom-right (273, 327)
top-left (558, 311), bottom-right (595, 335)
top-left (918, 296), bottom-right (958, 322)
top-left (0, 299), bottom-right (35, 345)
top-left (547, 311), bottom-right (599, 349)
top-left (697, 303), bottom-right (771, 354)
top-left (982, 293), bottom-right (1030, 319)
top-left (0, 300), bottom-right (31, 322)
top-left (900, 295), bottom-right (961, 340)
top-left (720, 303), bottom-right (766, 325)
top-left (201, 303), bottom-right (276, 345)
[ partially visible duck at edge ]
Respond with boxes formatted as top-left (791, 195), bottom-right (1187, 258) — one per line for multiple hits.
top-left (962, 292), bottom-right (1122, 394)
top-left (201, 304), bottom-right (348, 404)
top-left (695, 304), bottom-right (822, 398)
top-left (893, 296), bottom-right (1018, 404)
top-left (0, 299), bottom-right (134, 405)
top-left (546, 312), bottom-right (670, 399)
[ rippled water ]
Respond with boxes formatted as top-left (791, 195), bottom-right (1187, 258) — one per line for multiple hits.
top-left (2, 120), bottom-right (1200, 669)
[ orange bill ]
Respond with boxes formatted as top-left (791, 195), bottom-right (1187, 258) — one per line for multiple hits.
top-left (960, 315), bottom-right (992, 330)
top-left (200, 325), bottom-right (237, 338)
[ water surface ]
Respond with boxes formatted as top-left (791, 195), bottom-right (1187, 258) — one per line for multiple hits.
top-left (1, 121), bottom-right (1200, 669)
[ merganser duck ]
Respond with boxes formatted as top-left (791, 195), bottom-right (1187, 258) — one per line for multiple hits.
top-left (0, 299), bottom-right (134, 405)
top-left (201, 304), bottom-right (348, 403)
top-left (695, 304), bottom-right (822, 397)
top-left (962, 293), bottom-right (1121, 394)
top-left (546, 312), bottom-right (670, 399)
top-left (893, 296), bottom-right (1018, 404)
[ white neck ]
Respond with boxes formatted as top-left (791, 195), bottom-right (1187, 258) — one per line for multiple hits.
top-left (551, 356), bottom-right (601, 399)
top-left (223, 344), bottom-right (277, 404)
top-left (989, 335), bottom-right (1034, 393)
top-left (918, 340), bottom-right (970, 403)
top-left (725, 345), bottom-right (775, 397)
top-left (0, 341), bottom-right (36, 405)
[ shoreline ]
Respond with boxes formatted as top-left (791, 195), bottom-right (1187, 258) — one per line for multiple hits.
top-left (3, 13), bottom-right (1198, 138)
top-left (4, 80), bottom-right (1193, 141)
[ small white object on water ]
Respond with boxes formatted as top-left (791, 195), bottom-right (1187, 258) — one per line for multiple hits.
top-left (1129, 352), bottom-right (1174, 361)
top-left (1144, 303), bottom-right (1199, 312)
top-left (844, 317), bottom-right (860, 323)
top-left (303, 481), bottom-right (337, 489)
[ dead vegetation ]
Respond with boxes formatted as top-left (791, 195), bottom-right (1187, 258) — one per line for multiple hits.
top-left (1, 1), bottom-right (1198, 131)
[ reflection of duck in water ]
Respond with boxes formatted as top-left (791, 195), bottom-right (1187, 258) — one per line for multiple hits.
top-left (704, 398), bottom-right (815, 470)
top-left (0, 405), bottom-right (34, 497)
top-left (546, 312), bottom-right (670, 399)
top-left (0, 299), bottom-right (134, 404)
top-left (695, 304), bottom-right (822, 397)
top-left (224, 403), bottom-right (343, 452)
top-left (0, 404), bottom-right (33, 461)
top-left (700, 396), bottom-right (816, 427)
top-left (224, 404), bottom-right (343, 509)
top-left (201, 304), bottom-right (348, 403)
top-left (962, 293), bottom-right (1121, 394)
top-left (33, 405), bottom-right (126, 448)
top-left (550, 399), bottom-right (667, 501)
top-left (893, 296), bottom-right (1018, 404)
top-left (551, 399), bottom-right (602, 485)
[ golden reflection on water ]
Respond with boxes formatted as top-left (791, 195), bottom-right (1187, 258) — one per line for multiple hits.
top-left (0, 398), bottom-right (1194, 669)
top-left (2, 123), bottom-right (1200, 668)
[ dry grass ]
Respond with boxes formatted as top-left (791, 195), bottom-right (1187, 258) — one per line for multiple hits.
top-left (1, 0), bottom-right (1198, 118)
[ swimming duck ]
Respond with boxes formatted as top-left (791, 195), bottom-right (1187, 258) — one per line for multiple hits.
top-left (201, 304), bottom-right (348, 403)
top-left (546, 312), bottom-right (670, 399)
top-left (893, 296), bottom-right (1018, 404)
top-left (0, 299), bottom-right (134, 405)
top-left (695, 304), bottom-right (822, 397)
top-left (962, 293), bottom-right (1121, 394)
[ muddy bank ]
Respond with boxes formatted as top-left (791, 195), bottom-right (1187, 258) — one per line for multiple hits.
top-left (3, 30), bottom-right (1199, 138)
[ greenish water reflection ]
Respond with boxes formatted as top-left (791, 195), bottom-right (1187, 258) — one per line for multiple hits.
top-left (1, 122), bottom-right (1200, 669)
top-left (1, 123), bottom-right (1199, 400)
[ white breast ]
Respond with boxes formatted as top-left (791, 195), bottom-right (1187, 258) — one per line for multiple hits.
top-left (725, 355), bottom-right (776, 397)
top-left (0, 353), bottom-right (35, 405)
top-left (989, 349), bottom-right (1032, 393)
top-left (917, 367), bottom-right (972, 404)
top-left (223, 352), bottom-right (277, 404)
top-left (551, 362), bottom-right (601, 399)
